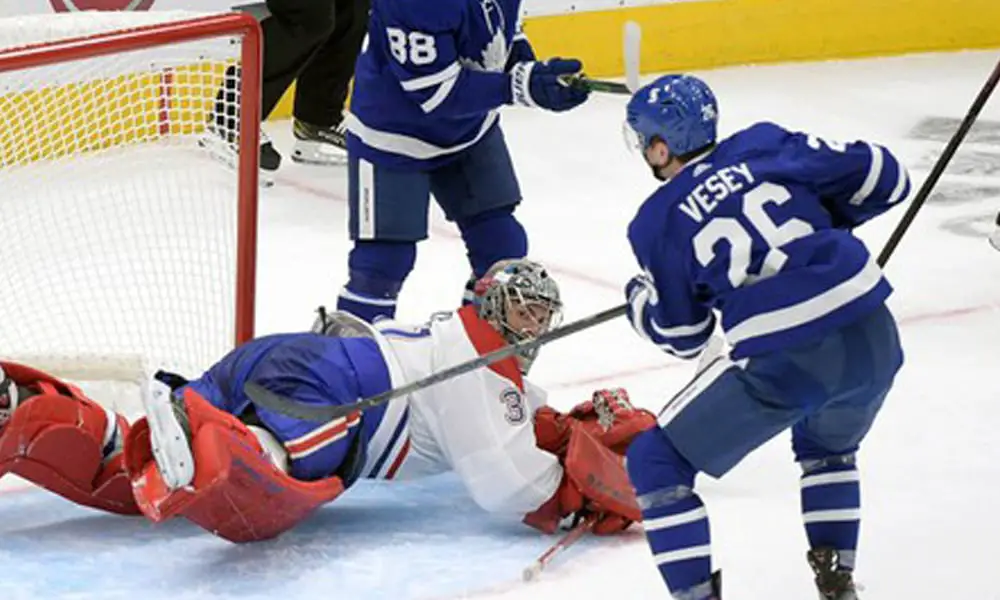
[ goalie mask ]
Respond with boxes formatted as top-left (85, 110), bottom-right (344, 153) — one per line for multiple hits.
top-left (474, 259), bottom-right (563, 374)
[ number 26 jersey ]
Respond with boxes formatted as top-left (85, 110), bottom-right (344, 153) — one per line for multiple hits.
top-left (627, 121), bottom-right (912, 360)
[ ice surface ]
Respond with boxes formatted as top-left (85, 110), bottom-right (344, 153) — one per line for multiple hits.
top-left (3, 49), bottom-right (1000, 599)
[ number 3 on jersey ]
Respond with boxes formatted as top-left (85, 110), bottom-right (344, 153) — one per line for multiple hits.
top-left (386, 27), bottom-right (437, 65)
top-left (693, 182), bottom-right (814, 287)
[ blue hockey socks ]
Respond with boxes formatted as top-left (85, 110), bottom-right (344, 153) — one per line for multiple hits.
top-left (627, 428), bottom-right (716, 599)
top-left (457, 207), bottom-right (527, 305)
top-left (799, 454), bottom-right (861, 570)
top-left (337, 241), bottom-right (416, 322)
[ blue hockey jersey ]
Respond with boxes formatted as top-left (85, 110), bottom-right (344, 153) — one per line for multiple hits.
top-left (628, 122), bottom-right (911, 360)
top-left (346, 0), bottom-right (525, 169)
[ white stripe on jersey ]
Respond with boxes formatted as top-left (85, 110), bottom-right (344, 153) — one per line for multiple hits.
top-left (724, 255), bottom-right (883, 347)
top-left (400, 62), bottom-right (461, 91)
top-left (357, 157), bottom-right (376, 239)
top-left (849, 143), bottom-right (884, 206)
top-left (344, 111), bottom-right (499, 161)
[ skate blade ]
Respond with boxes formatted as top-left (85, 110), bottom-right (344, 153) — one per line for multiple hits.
top-left (291, 139), bottom-right (347, 166)
top-left (198, 135), bottom-right (276, 188)
top-left (142, 380), bottom-right (195, 490)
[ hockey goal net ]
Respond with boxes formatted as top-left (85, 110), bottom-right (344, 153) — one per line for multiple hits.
top-left (0, 11), bottom-right (261, 412)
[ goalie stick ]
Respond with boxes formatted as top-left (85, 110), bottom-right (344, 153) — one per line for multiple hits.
top-left (522, 514), bottom-right (598, 582)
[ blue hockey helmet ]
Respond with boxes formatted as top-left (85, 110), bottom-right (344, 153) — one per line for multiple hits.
top-left (625, 74), bottom-right (719, 157)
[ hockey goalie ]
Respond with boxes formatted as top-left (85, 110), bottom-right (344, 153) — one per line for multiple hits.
top-left (0, 259), bottom-right (654, 542)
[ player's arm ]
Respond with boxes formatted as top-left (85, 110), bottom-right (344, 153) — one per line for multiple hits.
top-left (625, 228), bottom-right (716, 360)
top-left (504, 14), bottom-right (535, 70)
top-left (378, 9), bottom-right (586, 118)
top-left (773, 123), bottom-right (912, 228)
top-left (435, 367), bottom-right (565, 515)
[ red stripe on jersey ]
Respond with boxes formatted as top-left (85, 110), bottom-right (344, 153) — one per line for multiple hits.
top-left (284, 412), bottom-right (361, 457)
top-left (457, 306), bottom-right (524, 391)
top-left (384, 438), bottom-right (411, 480)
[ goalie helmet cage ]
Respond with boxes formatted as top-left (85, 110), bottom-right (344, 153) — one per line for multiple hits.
top-left (0, 11), bottom-right (261, 387)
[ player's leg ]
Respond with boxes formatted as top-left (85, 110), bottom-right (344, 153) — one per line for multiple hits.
top-left (337, 154), bottom-right (430, 321)
top-left (127, 375), bottom-right (350, 543)
top-left (791, 304), bottom-right (903, 599)
top-left (429, 124), bottom-right (527, 304)
top-left (204, 0), bottom-right (336, 179)
top-left (290, 0), bottom-right (370, 166)
top-left (625, 355), bottom-right (813, 599)
top-left (0, 362), bottom-right (137, 515)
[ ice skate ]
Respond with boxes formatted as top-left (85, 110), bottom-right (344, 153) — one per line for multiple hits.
top-left (291, 117), bottom-right (348, 165)
top-left (807, 548), bottom-right (859, 600)
top-left (199, 121), bottom-right (280, 187)
top-left (142, 378), bottom-right (195, 489)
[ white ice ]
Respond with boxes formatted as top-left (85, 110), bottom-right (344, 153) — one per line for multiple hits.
top-left (3, 49), bottom-right (1000, 599)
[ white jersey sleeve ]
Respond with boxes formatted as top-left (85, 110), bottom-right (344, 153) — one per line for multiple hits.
top-left (381, 307), bottom-right (563, 516)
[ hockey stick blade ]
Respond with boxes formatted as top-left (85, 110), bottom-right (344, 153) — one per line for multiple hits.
top-left (244, 304), bottom-right (629, 422)
top-left (623, 21), bottom-right (641, 93)
top-left (522, 514), bottom-right (597, 582)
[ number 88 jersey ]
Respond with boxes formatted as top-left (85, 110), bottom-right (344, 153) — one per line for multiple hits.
top-left (347, 0), bottom-right (526, 170)
top-left (627, 121), bottom-right (911, 360)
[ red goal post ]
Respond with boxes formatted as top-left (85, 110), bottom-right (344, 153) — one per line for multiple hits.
top-left (0, 11), bottom-right (262, 387)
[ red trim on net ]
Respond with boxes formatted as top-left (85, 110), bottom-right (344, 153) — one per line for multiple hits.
top-left (0, 13), bottom-right (263, 348)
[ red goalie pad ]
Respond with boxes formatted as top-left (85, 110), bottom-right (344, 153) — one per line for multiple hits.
top-left (0, 361), bottom-right (138, 515)
top-left (125, 389), bottom-right (347, 543)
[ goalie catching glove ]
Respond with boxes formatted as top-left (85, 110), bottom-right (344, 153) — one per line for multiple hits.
top-left (524, 388), bottom-right (656, 535)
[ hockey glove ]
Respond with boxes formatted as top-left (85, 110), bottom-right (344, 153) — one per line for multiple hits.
top-left (568, 388), bottom-right (657, 455)
top-left (625, 272), bottom-right (660, 340)
top-left (509, 58), bottom-right (590, 112)
top-left (527, 396), bottom-right (653, 536)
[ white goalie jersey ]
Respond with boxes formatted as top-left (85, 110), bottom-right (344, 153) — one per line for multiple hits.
top-left (358, 306), bottom-right (563, 516)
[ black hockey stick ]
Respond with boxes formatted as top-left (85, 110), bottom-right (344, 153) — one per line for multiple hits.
top-left (876, 56), bottom-right (1000, 267)
top-left (244, 303), bottom-right (628, 422)
top-left (571, 76), bottom-right (632, 95)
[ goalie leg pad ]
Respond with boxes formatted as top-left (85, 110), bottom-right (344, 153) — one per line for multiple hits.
top-left (126, 388), bottom-right (347, 543)
top-left (0, 362), bottom-right (137, 515)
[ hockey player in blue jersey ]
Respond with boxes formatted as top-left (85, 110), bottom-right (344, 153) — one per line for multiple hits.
top-left (620, 74), bottom-right (910, 599)
top-left (336, 0), bottom-right (591, 322)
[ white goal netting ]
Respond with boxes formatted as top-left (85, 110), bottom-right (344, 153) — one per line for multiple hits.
top-left (0, 11), bottom-right (260, 413)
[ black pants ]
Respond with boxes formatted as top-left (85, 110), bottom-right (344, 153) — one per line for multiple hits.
top-left (261, 0), bottom-right (370, 126)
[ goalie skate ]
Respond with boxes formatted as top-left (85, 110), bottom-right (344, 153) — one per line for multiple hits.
top-left (142, 379), bottom-right (195, 489)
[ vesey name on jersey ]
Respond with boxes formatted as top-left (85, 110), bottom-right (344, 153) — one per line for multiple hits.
top-left (679, 163), bottom-right (755, 224)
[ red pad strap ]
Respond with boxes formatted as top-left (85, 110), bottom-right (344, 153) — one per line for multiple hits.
top-left (127, 406), bottom-right (346, 543)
